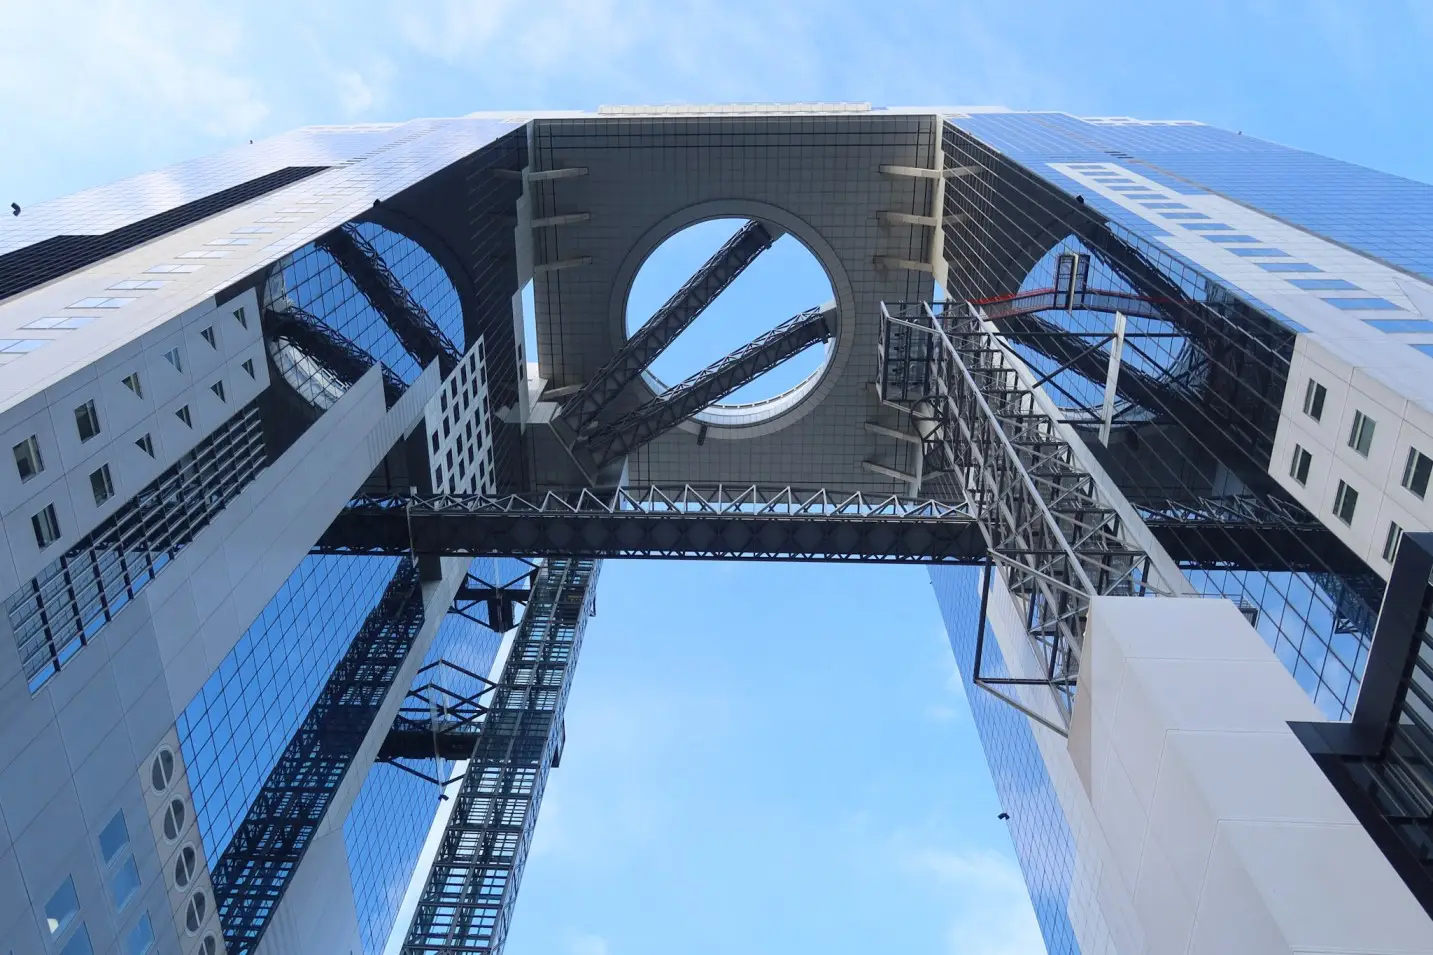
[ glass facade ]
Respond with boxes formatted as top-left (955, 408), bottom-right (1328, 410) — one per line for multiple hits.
top-left (344, 557), bottom-right (510, 955)
top-left (929, 566), bottom-right (1080, 955)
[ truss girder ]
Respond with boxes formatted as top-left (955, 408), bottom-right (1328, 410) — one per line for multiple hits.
top-left (317, 222), bottom-right (463, 373)
top-left (1136, 495), bottom-right (1366, 574)
top-left (582, 305), bottom-right (834, 465)
top-left (213, 560), bottom-right (425, 955)
top-left (559, 219), bottom-right (777, 430)
top-left (880, 301), bottom-right (1157, 729)
top-left (380, 718), bottom-right (486, 761)
top-left (316, 486), bottom-right (984, 563)
top-left (399, 557), bottom-right (599, 955)
top-left (265, 304), bottom-right (407, 402)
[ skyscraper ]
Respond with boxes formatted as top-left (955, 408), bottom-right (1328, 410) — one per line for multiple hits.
top-left (2, 105), bottom-right (1432, 955)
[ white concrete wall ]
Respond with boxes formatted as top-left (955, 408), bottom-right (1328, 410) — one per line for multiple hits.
top-left (1076, 595), bottom-right (1433, 955)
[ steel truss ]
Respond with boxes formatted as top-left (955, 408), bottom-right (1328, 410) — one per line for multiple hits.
top-left (316, 485), bottom-right (984, 563)
top-left (880, 300), bottom-right (1160, 730)
top-left (400, 557), bottom-right (599, 954)
top-left (581, 305), bottom-right (833, 465)
top-left (317, 223), bottom-right (463, 374)
top-left (213, 559), bottom-right (425, 955)
top-left (1135, 495), bottom-right (1366, 574)
top-left (379, 658), bottom-right (498, 766)
top-left (264, 303), bottom-right (407, 403)
top-left (559, 219), bottom-right (777, 431)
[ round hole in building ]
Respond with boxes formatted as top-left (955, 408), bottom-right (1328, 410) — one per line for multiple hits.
top-left (163, 797), bottom-right (187, 842)
top-left (199, 935), bottom-right (218, 955)
top-left (150, 749), bottom-right (175, 793)
top-left (184, 891), bottom-right (207, 934)
top-left (625, 217), bottom-right (836, 427)
top-left (174, 844), bottom-right (197, 889)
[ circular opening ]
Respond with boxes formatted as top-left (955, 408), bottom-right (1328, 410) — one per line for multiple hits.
top-left (184, 892), bottom-right (207, 934)
top-left (174, 844), bottom-right (197, 889)
top-left (200, 936), bottom-right (217, 955)
top-left (626, 217), bottom-right (834, 422)
top-left (163, 798), bottom-right (188, 842)
top-left (150, 749), bottom-right (175, 793)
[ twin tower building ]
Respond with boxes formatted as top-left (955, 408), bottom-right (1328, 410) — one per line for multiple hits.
top-left (2, 105), bottom-right (1433, 954)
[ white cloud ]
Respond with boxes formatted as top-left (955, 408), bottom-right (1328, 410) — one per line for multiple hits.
top-left (903, 846), bottom-right (1046, 955)
top-left (564, 932), bottom-right (611, 955)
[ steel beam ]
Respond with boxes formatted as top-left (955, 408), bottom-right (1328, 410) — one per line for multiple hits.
top-left (316, 223), bottom-right (462, 374)
top-left (582, 305), bottom-right (833, 465)
top-left (399, 557), bottom-right (599, 955)
top-left (213, 560), bottom-right (425, 955)
top-left (264, 304), bottom-right (407, 403)
top-left (559, 219), bottom-right (778, 431)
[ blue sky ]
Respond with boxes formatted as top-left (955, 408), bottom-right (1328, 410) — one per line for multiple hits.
top-left (4, 3), bottom-right (1431, 954)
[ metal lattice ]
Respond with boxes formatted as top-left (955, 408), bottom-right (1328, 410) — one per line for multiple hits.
top-left (400, 557), bottom-right (599, 954)
top-left (213, 559), bottom-right (425, 955)
top-left (559, 219), bottom-right (777, 431)
top-left (581, 305), bottom-right (833, 464)
top-left (880, 300), bottom-right (1157, 730)
top-left (317, 222), bottom-right (463, 374)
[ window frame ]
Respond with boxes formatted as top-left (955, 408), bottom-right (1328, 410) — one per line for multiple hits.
top-left (13, 434), bottom-right (43, 481)
top-left (1303, 378), bottom-right (1327, 421)
top-left (1290, 444), bottom-right (1312, 485)
top-left (1348, 410), bottom-right (1376, 457)
top-left (1333, 479), bottom-right (1359, 525)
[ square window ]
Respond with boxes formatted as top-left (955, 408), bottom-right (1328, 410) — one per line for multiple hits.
top-left (1325, 297), bottom-right (1402, 311)
top-left (90, 464), bottom-right (115, 506)
top-left (124, 914), bottom-right (155, 955)
top-left (13, 434), bottom-right (43, 481)
top-left (1348, 410), bottom-right (1376, 457)
top-left (1333, 480), bottom-right (1358, 525)
top-left (164, 347), bottom-right (183, 372)
top-left (75, 399), bottom-right (102, 442)
top-left (121, 373), bottom-right (143, 397)
top-left (60, 924), bottom-right (94, 955)
top-left (45, 876), bottom-right (79, 935)
top-left (1403, 448), bottom-right (1432, 499)
top-left (1303, 379), bottom-right (1327, 422)
top-left (109, 855), bottom-right (141, 910)
top-left (1260, 262), bottom-right (1323, 272)
top-left (1289, 445), bottom-right (1312, 485)
top-left (200, 326), bottom-right (217, 349)
top-left (135, 433), bottom-right (155, 457)
top-left (175, 405), bottom-right (192, 428)
top-left (1288, 278), bottom-right (1361, 291)
top-left (32, 503), bottom-right (61, 548)
top-left (1384, 522), bottom-right (1404, 564)
top-left (99, 810), bottom-right (130, 863)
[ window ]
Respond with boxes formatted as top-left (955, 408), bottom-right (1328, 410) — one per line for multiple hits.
top-left (123, 914), bottom-right (155, 955)
top-left (1348, 410), bottom-right (1376, 456)
top-left (99, 811), bottom-right (130, 863)
top-left (1384, 522), bottom-right (1404, 564)
top-left (184, 891), bottom-right (207, 934)
top-left (150, 749), bottom-right (175, 792)
top-left (1333, 480), bottom-right (1359, 525)
top-left (1289, 445), bottom-right (1312, 485)
top-left (135, 433), bottom-right (155, 457)
top-left (0, 338), bottom-right (48, 353)
top-left (90, 464), bottom-right (115, 506)
top-left (110, 856), bottom-right (141, 910)
top-left (1404, 448), bottom-right (1433, 499)
top-left (45, 876), bottom-right (80, 936)
top-left (162, 797), bottom-right (187, 841)
top-left (75, 399), bottom-right (102, 442)
top-left (175, 405), bottom-right (192, 428)
top-left (1303, 379), bottom-right (1327, 421)
top-left (200, 326), bottom-right (216, 349)
top-left (174, 845), bottom-right (198, 889)
top-left (200, 935), bottom-right (218, 955)
top-left (23, 315), bottom-right (95, 329)
top-left (32, 503), bottom-right (61, 548)
top-left (13, 434), bottom-right (43, 481)
top-left (233, 306), bottom-right (248, 328)
top-left (210, 380), bottom-right (226, 402)
top-left (121, 372), bottom-right (143, 397)
top-left (164, 347), bottom-right (183, 372)
top-left (1325, 297), bottom-right (1403, 311)
top-left (241, 358), bottom-right (256, 379)
top-left (59, 925), bottom-right (93, 955)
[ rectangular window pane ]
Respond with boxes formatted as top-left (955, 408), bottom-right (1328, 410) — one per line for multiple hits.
top-left (32, 504), bottom-right (62, 549)
top-left (60, 924), bottom-right (94, 955)
top-left (1404, 448), bottom-right (1432, 499)
top-left (1348, 410), bottom-right (1376, 456)
top-left (109, 855), bottom-right (141, 910)
top-left (13, 435), bottom-right (43, 481)
top-left (99, 810), bottom-right (130, 863)
top-left (90, 465), bottom-right (115, 507)
top-left (75, 400), bottom-right (101, 442)
top-left (1290, 445), bottom-right (1311, 485)
top-left (1384, 522), bottom-right (1404, 563)
top-left (1303, 379), bottom-right (1326, 421)
top-left (124, 914), bottom-right (155, 955)
top-left (45, 876), bottom-right (79, 935)
top-left (1334, 480), bottom-right (1359, 525)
